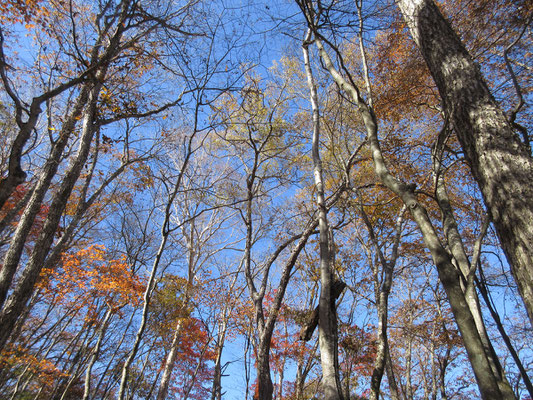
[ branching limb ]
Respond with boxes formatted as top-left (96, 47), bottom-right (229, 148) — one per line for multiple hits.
top-left (503, 14), bottom-right (532, 149)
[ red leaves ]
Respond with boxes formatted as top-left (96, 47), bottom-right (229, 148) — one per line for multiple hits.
top-left (166, 318), bottom-right (216, 400)
top-left (339, 324), bottom-right (377, 377)
top-left (0, 183), bottom-right (49, 251)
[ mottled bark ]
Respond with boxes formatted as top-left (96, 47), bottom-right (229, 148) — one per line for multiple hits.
top-left (256, 343), bottom-right (274, 400)
top-left (397, 0), bottom-right (533, 324)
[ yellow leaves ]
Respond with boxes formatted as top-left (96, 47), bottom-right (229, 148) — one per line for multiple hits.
top-left (129, 160), bottom-right (155, 190)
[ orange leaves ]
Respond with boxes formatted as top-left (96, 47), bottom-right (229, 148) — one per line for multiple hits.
top-left (129, 159), bottom-right (155, 190)
top-left (371, 18), bottom-right (438, 124)
top-left (0, 343), bottom-right (66, 390)
top-left (176, 317), bottom-right (216, 364)
top-left (38, 245), bottom-right (145, 310)
top-left (0, 0), bottom-right (48, 27)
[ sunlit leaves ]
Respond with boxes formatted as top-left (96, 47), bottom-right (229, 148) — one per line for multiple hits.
top-left (0, 343), bottom-right (66, 395)
top-left (0, 0), bottom-right (48, 28)
top-left (38, 245), bottom-right (145, 311)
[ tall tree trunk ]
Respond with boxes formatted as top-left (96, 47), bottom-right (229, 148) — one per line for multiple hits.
top-left (397, 0), bottom-right (533, 325)
top-left (241, 146), bottom-right (274, 400)
top-left (0, 0), bottom-right (133, 351)
top-left (82, 307), bottom-right (113, 400)
top-left (310, 29), bottom-right (505, 399)
top-left (211, 318), bottom-right (228, 400)
top-left (256, 338), bottom-right (274, 400)
top-left (433, 130), bottom-right (516, 400)
top-left (0, 81), bottom-right (100, 351)
top-left (156, 320), bottom-right (184, 400)
top-left (358, 202), bottom-right (405, 400)
top-left (476, 270), bottom-right (533, 399)
top-left (0, 87), bottom-right (90, 311)
top-left (118, 126), bottom-right (195, 400)
top-left (385, 346), bottom-right (401, 400)
top-left (303, 32), bottom-right (344, 400)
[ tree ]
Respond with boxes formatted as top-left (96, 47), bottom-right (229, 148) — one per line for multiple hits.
top-left (396, 0), bottom-right (533, 325)
top-left (0, 244), bottom-right (144, 400)
top-left (213, 75), bottom-right (318, 400)
top-left (295, 0), bottom-right (519, 398)
top-left (1, 1), bottom-right (531, 398)
top-left (0, 0), bottom-right (178, 352)
top-left (303, 31), bottom-right (344, 400)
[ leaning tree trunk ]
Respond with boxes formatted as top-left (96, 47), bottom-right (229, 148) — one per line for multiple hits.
top-left (433, 130), bottom-right (516, 400)
top-left (311, 30), bottom-right (506, 399)
top-left (0, 80), bottom-right (101, 351)
top-left (156, 319), bottom-right (184, 400)
top-left (397, 0), bottom-right (533, 324)
top-left (82, 307), bottom-right (113, 400)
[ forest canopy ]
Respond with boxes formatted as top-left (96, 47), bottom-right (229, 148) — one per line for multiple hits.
top-left (0, 0), bottom-right (531, 399)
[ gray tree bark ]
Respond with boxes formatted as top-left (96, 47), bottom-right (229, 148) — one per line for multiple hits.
top-left (0, 80), bottom-right (101, 351)
top-left (432, 129), bottom-right (516, 400)
top-left (0, 0), bottom-right (137, 351)
top-left (0, 28), bottom-right (89, 212)
top-left (397, 0), bottom-right (533, 325)
top-left (156, 319), bottom-right (185, 400)
top-left (82, 307), bottom-right (113, 400)
top-left (310, 29), bottom-right (506, 399)
top-left (358, 204), bottom-right (404, 400)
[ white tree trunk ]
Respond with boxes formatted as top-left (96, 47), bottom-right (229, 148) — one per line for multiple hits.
top-left (303, 32), bottom-right (344, 400)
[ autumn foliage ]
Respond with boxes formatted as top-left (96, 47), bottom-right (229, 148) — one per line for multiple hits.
top-left (37, 245), bottom-right (145, 311)
top-left (0, 0), bottom-right (531, 399)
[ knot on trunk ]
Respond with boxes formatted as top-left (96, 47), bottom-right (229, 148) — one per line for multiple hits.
top-left (298, 279), bottom-right (346, 341)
